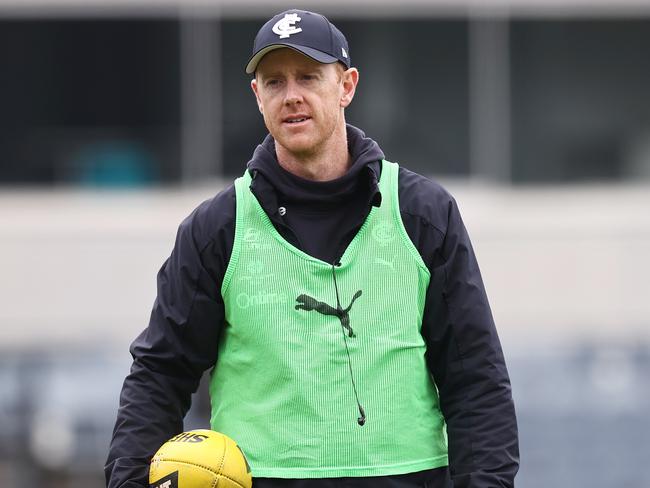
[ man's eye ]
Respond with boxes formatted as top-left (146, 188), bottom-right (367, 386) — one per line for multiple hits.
top-left (266, 79), bottom-right (280, 87)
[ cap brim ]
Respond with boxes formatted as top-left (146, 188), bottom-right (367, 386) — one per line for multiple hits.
top-left (245, 43), bottom-right (339, 74)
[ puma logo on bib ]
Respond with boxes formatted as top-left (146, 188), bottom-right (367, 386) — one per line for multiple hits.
top-left (295, 290), bottom-right (362, 337)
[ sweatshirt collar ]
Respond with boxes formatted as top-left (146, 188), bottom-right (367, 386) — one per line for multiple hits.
top-left (247, 124), bottom-right (384, 216)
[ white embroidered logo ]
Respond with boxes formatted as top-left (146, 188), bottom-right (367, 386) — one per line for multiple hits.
top-left (272, 13), bottom-right (303, 39)
top-left (342, 47), bottom-right (348, 58)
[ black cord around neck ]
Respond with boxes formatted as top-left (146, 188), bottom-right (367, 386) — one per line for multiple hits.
top-left (331, 262), bottom-right (366, 426)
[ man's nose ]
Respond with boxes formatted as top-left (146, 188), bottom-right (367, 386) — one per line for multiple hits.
top-left (284, 78), bottom-right (303, 105)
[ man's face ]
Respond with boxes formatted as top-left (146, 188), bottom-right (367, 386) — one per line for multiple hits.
top-left (251, 48), bottom-right (357, 158)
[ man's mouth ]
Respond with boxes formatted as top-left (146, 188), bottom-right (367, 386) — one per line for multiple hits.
top-left (283, 115), bottom-right (311, 124)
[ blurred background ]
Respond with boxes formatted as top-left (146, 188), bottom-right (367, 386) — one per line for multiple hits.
top-left (1, 0), bottom-right (649, 486)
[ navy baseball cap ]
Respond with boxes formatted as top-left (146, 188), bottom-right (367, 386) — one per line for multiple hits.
top-left (245, 9), bottom-right (350, 74)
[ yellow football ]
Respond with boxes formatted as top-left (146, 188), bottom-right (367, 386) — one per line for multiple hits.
top-left (149, 429), bottom-right (252, 488)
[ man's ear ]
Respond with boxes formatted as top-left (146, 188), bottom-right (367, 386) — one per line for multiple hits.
top-left (340, 68), bottom-right (359, 108)
top-left (251, 78), bottom-right (263, 113)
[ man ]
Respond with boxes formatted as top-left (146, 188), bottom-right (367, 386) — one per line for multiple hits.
top-left (106, 9), bottom-right (519, 488)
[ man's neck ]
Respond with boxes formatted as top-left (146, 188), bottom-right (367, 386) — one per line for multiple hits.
top-left (275, 124), bottom-right (351, 181)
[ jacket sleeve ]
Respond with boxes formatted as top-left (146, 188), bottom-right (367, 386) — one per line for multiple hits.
top-left (104, 189), bottom-right (235, 488)
top-left (419, 196), bottom-right (519, 488)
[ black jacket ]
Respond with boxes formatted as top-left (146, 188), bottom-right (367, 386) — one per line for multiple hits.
top-left (105, 125), bottom-right (519, 488)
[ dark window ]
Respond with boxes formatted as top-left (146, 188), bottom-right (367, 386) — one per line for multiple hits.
top-left (511, 20), bottom-right (650, 183)
top-left (0, 20), bottom-right (180, 185)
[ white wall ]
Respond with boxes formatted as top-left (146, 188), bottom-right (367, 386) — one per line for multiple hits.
top-left (2, 0), bottom-right (650, 17)
top-left (449, 183), bottom-right (650, 351)
top-left (1, 182), bottom-right (648, 353)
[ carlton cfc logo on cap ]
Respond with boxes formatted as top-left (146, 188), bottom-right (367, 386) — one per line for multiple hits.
top-left (272, 13), bottom-right (303, 39)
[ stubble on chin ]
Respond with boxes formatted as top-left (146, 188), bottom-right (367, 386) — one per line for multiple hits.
top-left (271, 122), bottom-right (317, 157)
top-left (275, 134), bottom-right (318, 161)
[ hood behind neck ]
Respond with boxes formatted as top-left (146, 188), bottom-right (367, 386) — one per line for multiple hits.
top-left (246, 124), bottom-right (385, 204)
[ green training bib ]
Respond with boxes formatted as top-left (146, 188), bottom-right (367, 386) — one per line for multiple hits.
top-left (210, 160), bottom-right (448, 478)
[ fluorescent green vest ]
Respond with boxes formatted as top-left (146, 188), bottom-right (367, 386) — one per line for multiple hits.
top-left (210, 160), bottom-right (448, 478)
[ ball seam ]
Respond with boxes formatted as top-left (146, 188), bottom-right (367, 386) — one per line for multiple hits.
top-left (214, 434), bottom-right (226, 488)
top-left (153, 459), bottom-right (247, 488)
